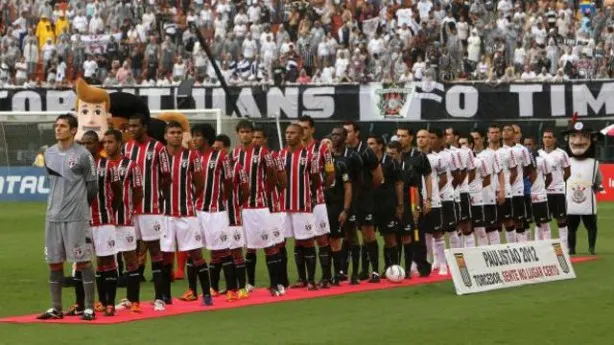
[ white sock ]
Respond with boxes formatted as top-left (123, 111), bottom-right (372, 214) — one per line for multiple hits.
top-left (463, 233), bottom-right (476, 247)
top-left (517, 232), bottom-right (528, 242)
top-left (534, 226), bottom-right (542, 240)
top-left (448, 231), bottom-right (462, 248)
top-left (559, 226), bottom-right (568, 249)
top-left (474, 227), bottom-right (489, 246)
top-left (488, 231), bottom-right (501, 245)
top-left (434, 237), bottom-right (446, 268)
top-left (541, 223), bottom-right (552, 240)
top-left (505, 230), bottom-right (516, 243)
top-left (425, 233), bottom-right (434, 263)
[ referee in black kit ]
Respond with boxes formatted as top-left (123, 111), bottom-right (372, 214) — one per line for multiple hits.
top-left (395, 126), bottom-right (432, 278)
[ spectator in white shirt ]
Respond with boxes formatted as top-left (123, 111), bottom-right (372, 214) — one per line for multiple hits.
top-left (335, 51), bottom-right (349, 78)
top-left (14, 57), bottom-right (28, 85)
top-left (261, 35), bottom-right (277, 69)
top-left (73, 11), bottom-right (89, 34)
top-left (532, 22), bottom-right (547, 46)
top-left (172, 57), bottom-right (186, 80)
top-left (89, 13), bottom-right (105, 34)
top-left (83, 55), bottom-right (98, 81)
top-left (417, 0), bottom-right (433, 21)
top-left (247, 3), bottom-right (261, 24)
top-left (412, 56), bottom-right (426, 80)
top-left (513, 42), bottom-right (526, 71)
top-left (242, 33), bottom-right (258, 59)
top-left (520, 65), bottom-right (536, 81)
top-left (42, 39), bottom-right (56, 64)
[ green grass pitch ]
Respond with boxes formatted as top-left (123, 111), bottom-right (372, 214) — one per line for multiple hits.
top-left (0, 202), bottom-right (612, 345)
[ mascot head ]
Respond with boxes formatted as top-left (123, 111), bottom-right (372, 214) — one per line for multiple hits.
top-left (564, 113), bottom-right (604, 159)
top-left (74, 78), bottom-right (111, 141)
top-left (108, 91), bottom-right (167, 144)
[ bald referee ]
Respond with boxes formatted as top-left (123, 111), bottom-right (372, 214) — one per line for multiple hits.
top-left (38, 114), bottom-right (99, 321)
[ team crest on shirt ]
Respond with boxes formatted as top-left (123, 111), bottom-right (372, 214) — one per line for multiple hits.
top-left (305, 224), bottom-right (312, 232)
top-left (233, 230), bottom-right (242, 241)
top-left (146, 152), bottom-right (154, 160)
top-left (126, 235), bottom-right (134, 243)
top-left (319, 221), bottom-right (327, 230)
top-left (67, 153), bottom-right (79, 168)
top-left (153, 222), bottom-right (161, 232)
top-left (220, 233), bottom-right (228, 242)
top-left (299, 157), bottom-right (308, 165)
top-left (208, 159), bottom-right (217, 169)
top-left (181, 159), bottom-right (189, 168)
top-left (73, 246), bottom-right (83, 257)
top-left (272, 229), bottom-right (281, 238)
top-left (454, 253), bottom-right (472, 288)
top-left (118, 167), bottom-right (127, 177)
top-left (260, 232), bottom-right (269, 241)
top-left (571, 184), bottom-right (587, 203)
top-left (195, 233), bottom-right (202, 242)
top-left (108, 239), bottom-right (115, 248)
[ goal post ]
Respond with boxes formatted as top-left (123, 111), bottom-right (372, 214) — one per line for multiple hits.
top-left (0, 108), bottom-right (235, 167)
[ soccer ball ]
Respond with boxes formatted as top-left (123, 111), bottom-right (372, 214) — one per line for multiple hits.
top-left (385, 265), bottom-right (406, 283)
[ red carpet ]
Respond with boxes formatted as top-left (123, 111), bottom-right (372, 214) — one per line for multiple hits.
top-left (0, 256), bottom-right (597, 325)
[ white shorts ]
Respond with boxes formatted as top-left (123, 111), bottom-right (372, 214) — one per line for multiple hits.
top-left (134, 214), bottom-right (165, 241)
top-left (116, 226), bottom-right (137, 252)
top-left (284, 212), bottom-right (317, 240)
top-left (270, 212), bottom-right (286, 244)
top-left (313, 204), bottom-right (331, 236)
top-left (228, 226), bottom-right (246, 250)
top-left (91, 225), bottom-right (118, 257)
top-left (161, 216), bottom-right (203, 252)
top-left (197, 211), bottom-right (231, 251)
top-left (242, 208), bottom-right (274, 249)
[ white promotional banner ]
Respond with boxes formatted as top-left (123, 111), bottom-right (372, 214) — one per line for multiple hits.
top-left (362, 18), bottom-right (380, 39)
top-left (445, 240), bottom-right (576, 295)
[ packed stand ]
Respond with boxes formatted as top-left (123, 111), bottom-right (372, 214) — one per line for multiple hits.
top-left (0, 0), bottom-right (613, 88)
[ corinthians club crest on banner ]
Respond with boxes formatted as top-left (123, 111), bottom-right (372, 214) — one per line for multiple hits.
top-left (552, 243), bottom-right (570, 274)
top-left (375, 83), bottom-right (415, 118)
top-left (454, 253), bottom-right (472, 287)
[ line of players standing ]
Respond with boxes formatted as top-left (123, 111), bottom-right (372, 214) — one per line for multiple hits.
top-left (69, 114), bottom-right (571, 318)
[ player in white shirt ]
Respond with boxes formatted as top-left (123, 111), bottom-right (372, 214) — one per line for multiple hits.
top-left (538, 129), bottom-right (571, 248)
top-left (493, 125), bottom-right (516, 243)
top-left (524, 138), bottom-right (554, 240)
top-left (512, 125), bottom-right (537, 241)
top-left (445, 128), bottom-right (474, 245)
top-left (432, 129), bottom-right (461, 250)
top-left (474, 128), bottom-right (502, 245)
top-left (463, 134), bottom-right (492, 247)
top-left (418, 130), bottom-right (447, 275)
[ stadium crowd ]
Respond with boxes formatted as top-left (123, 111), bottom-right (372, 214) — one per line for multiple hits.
top-left (0, 0), bottom-right (612, 88)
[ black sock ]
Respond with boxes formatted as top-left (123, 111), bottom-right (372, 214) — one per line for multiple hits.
top-left (221, 256), bottom-right (237, 291)
top-left (95, 271), bottom-right (105, 306)
top-left (350, 245), bottom-right (361, 277)
top-left (279, 246), bottom-right (289, 287)
top-left (388, 245), bottom-right (399, 266)
top-left (74, 270), bottom-right (85, 309)
top-left (186, 258), bottom-right (198, 295)
top-left (265, 253), bottom-right (280, 289)
top-left (403, 243), bottom-right (413, 273)
top-left (294, 246), bottom-right (307, 282)
top-left (196, 263), bottom-right (212, 297)
top-left (138, 264), bottom-right (146, 280)
top-left (341, 241), bottom-right (349, 274)
top-left (332, 250), bottom-right (342, 276)
top-left (163, 263), bottom-right (173, 301)
top-left (304, 247), bottom-right (317, 283)
top-left (246, 252), bottom-right (257, 286)
top-left (361, 244), bottom-right (370, 274)
top-left (234, 259), bottom-right (247, 289)
top-left (103, 270), bottom-right (118, 307)
top-left (126, 269), bottom-right (141, 303)
top-left (151, 261), bottom-right (165, 301)
top-left (384, 246), bottom-right (391, 269)
top-left (367, 241), bottom-right (379, 275)
top-left (318, 245), bottom-right (332, 281)
top-left (117, 254), bottom-right (125, 275)
top-left (209, 260), bottom-right (222, 292)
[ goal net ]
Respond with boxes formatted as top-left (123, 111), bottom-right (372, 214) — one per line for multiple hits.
top-left (0, 108), bottom-right (240, 167)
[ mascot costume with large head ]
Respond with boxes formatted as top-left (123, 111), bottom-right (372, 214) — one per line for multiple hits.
top-left (564, 113), bottom-right (604, 255)
top-left (74, 78), bottom-right (111, 142)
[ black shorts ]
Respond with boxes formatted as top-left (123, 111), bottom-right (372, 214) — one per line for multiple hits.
top-left (423, 207), bottom-right (443, 233)
top-left (354, 192), bottom-right (375, 226)
top-left (547, 193), bottom-right (567, 220)
top-left (483, 204), bottom-right (498, 228)
top-left (374, 202), bottom-right (398, 234)
top-left (498, 198), bottom-right (513, 222)
top-left (524, 194), bottom-right (533, 223)
top-left (456, 193), bottom-right (471, 222)
top-left (511, 196), bottom-right (527, 221)
top-left (532, 201), bottom-right (551, 225)
top-left (441, 201), bottom-right (457, 232)
top-left (471, 205), bottom-right (485, 227)
top-left (399, 206), bottom-right (415, 235)
top-left (327, 203), bottom-right (346, 239)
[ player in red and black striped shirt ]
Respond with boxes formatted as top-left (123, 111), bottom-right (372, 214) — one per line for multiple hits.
top-left (124, 114), bottom-right (171, 309)
top-left (185, 124), bottom-right (239, 302)
top-left (103, 129), bottom-right (144, 313)
top-left (298, 115), bottom-right (335, 288)
top-left (253, 128), bottom-right (289, 291)
top-left (214, 134), bottom-right (251, 294)
top-left (82, 131), bottom-right (122, 316)
top-left (231, 120), bottom-right (284, 296)
top-left (279, 124), bottom-right (321, 291)
top-left (161, 121), bottom-right (213, 306)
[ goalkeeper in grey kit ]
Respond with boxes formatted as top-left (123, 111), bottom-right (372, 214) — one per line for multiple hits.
top-left (38, 114), bottom-right (99, 321)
